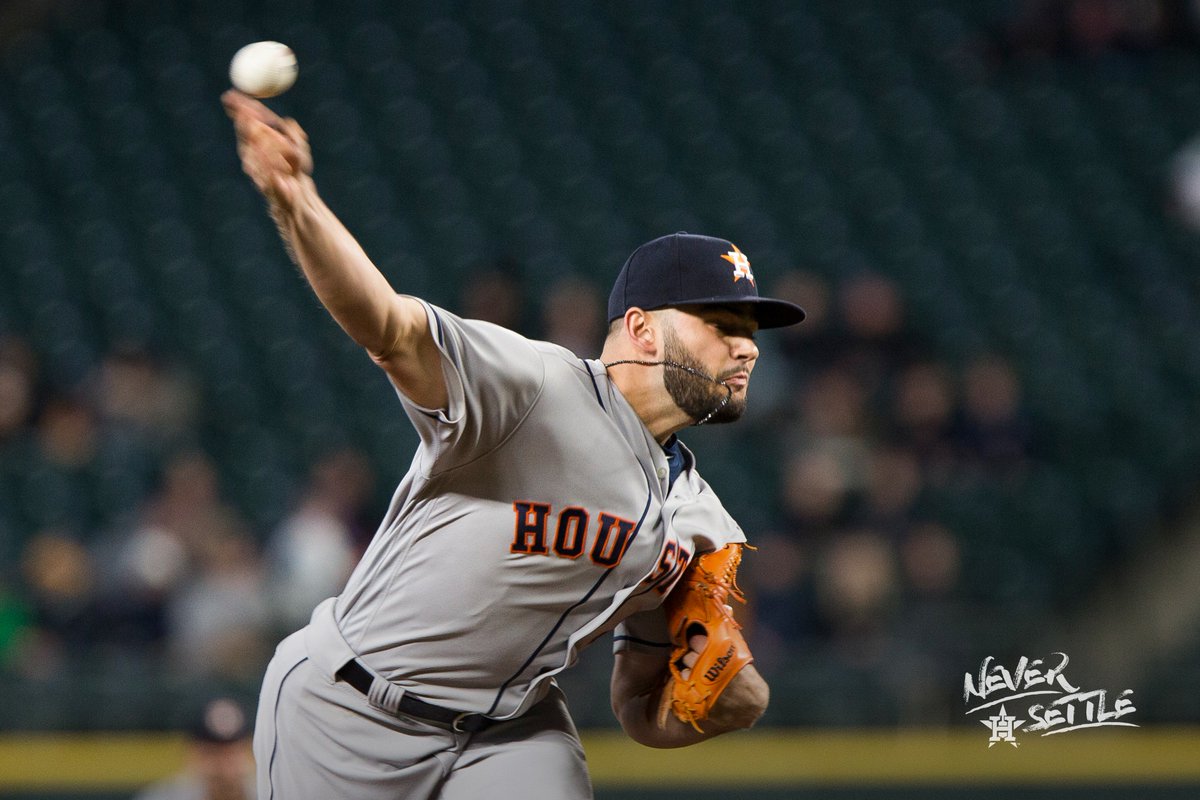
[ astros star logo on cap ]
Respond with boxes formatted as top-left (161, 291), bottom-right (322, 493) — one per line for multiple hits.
top-left (720, 244), bottom-right (755, 285)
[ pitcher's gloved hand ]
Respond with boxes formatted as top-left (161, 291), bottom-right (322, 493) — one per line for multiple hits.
top-left (656, 544), bottom-right (755, 732)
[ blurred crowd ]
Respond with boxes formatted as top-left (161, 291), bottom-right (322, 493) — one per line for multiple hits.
top-left (0, 263), bottom-right (1034, 726)
top-left (0, 333), bottom-right (376, 686)
top-left (739, 269), bottom-right (1035, 722)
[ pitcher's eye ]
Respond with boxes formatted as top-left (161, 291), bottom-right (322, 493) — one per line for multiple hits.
top-left (714, 322), bottom-right (756, 341)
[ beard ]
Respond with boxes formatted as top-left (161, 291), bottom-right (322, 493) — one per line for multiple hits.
top-left (662, 327), bottom-right (747, 425)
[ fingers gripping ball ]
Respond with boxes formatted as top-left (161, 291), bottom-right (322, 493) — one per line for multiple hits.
top-left (657, 543), bottom-right (755, 732)
top-left (229, 41), bottom-right (298, 98)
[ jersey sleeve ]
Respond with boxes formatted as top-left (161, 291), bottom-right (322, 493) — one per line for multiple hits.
top-left (667, 467), bottom-right (748, 553)
top-left (612, 606), bottom-right (673, 655)
top-left (390, 298), bottom-right (546, 473)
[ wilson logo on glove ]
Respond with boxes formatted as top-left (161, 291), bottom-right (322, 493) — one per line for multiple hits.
top-left (705, 645), bottom-right (736, 682)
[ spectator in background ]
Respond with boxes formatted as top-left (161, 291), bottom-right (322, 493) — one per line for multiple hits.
top-left (90, 341), bottom-right (199, 450)
top-left (813, 529), bottom-right (900, 645)
top-left (166, 527), bottom-right (270, 681)
top-left (539, 275), bottom-right (604, 356)
top-left (266, 448), bottom-right (374, 632)
top-left (17, 530), bottom-right (98, 676)
top-left (24, 394), bottom-right (100, 530)
top-left (890, 361), bottom-right (958, 485)
top-left (836, 272), bottom-right (914, 396)
top-left (0, 335), bottom-right (38, 445)
top-left (36, 396), bottom-right (98, 470)
top-left (101, 451), bottom-right (251, 649)
top-left (457, 257), bottom-right (532, 334)
top-left (791, 365), bottom-right (872, 478)
top-left (900, 522), bottom-right (962, 602)
top-left (956, 354), bottom-right (1032, 470)
top-left (860, 446), bottom-right (924, 535)
top-left (740, 531), bottom-right (822, 668)
top-left (134, 695), bottom-right (256, 800)
top-left (779, 449), bottom-right (853, 543)
top-left (773, 270), bottom-right (836, 376)
top-left (892, 521), bottom-right (968, 724)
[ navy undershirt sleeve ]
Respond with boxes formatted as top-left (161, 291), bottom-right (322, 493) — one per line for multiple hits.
top-left (662, 435), bottom-right (685, 491)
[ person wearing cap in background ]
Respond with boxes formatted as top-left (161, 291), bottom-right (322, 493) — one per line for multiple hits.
top-left (133, 696), bottom-right (256, 800)
top-left (225, 90), bottom-right (806, 800)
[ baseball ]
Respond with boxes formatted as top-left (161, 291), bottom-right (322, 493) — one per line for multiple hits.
top-left (229, 41), bottom-right (297, 98)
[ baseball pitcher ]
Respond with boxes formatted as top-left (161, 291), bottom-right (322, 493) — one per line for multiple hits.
top-left (224, 89), bottom-right (805, 800)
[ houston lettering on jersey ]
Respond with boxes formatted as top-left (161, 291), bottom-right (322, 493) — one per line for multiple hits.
top-left (511, 501), bottom-right (637, 568)
top-left (645, 538), bottom-right (692, 595)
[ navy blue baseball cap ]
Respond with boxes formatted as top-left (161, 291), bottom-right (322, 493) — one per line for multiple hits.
top-left (607, 233), bottom-right (806, 329)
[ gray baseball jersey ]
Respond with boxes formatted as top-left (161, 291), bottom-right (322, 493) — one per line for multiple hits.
top-left (256, 299), bottom-right (746, 797)
top-left (326, 299), bottom-right (744, 715)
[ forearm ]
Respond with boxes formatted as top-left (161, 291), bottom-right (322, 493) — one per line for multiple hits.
top-left (612, 652), bottom-right (768, 749)
top-left (271, 184), bottom-right (406, 360)
top-left (614, 682), bottom-right (730, 749)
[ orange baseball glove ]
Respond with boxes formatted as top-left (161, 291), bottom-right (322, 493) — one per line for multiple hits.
top-left (656, 543), bottom-right (754, 732)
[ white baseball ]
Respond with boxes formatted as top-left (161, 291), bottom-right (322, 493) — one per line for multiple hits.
top-left (229, 41), bottom-right (298, 98)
